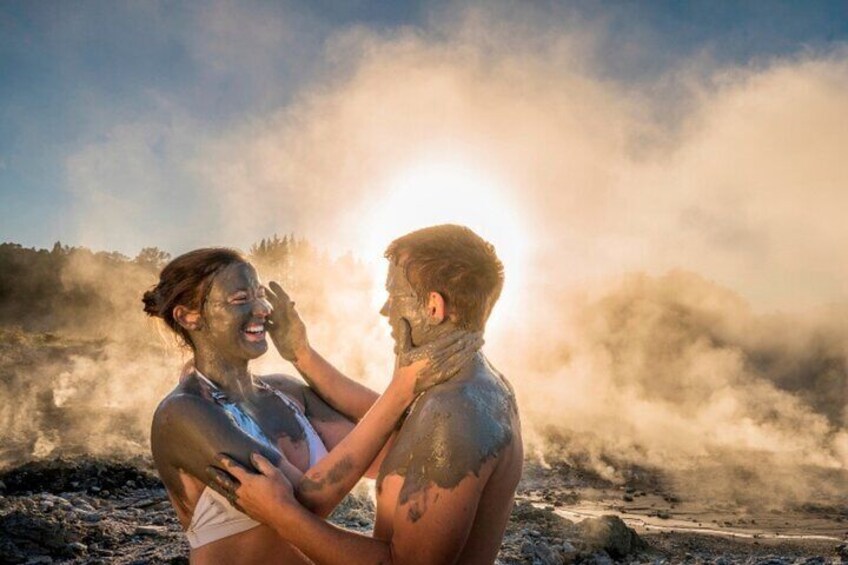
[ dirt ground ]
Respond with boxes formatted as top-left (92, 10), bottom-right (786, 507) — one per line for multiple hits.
top-left (1, 456), bottom-right (846, 564)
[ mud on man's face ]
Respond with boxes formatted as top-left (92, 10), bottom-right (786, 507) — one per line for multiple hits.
top-left (196, 262), bottom-right (272, 360)
top-left (380, 262), bottom-right (451, 351)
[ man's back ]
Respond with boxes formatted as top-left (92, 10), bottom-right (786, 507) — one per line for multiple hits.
top-left (374, 353), bottom-right (523, 564)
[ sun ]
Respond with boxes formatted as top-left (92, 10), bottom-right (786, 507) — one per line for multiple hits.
top-left (361, 154), bottom-right (531, 334)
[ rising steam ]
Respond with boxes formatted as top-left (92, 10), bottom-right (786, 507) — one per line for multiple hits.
top-left (6, 2), bottom-right (848, 507)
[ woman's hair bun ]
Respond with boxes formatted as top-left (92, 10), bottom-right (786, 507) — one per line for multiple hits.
top-left (142, 286), bottom-right (163, 317)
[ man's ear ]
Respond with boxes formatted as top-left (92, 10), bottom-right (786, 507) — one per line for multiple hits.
top-left (173, 305), bottom-right (202, 331)
top-left (426, 292), bottom-right (446, 325)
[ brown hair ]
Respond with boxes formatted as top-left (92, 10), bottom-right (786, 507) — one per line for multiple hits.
top-left (142, 248), bottom-right (247, 349)
top-left (385, 225), bottom-right (504, 331)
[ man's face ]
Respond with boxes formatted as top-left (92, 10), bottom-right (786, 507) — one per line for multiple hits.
top-left (198, 262), bottom-right (272, 360)
top-left (380, 263), bottom-right (441, 350)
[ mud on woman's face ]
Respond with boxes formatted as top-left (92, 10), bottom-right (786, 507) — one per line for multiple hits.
top-left (199, 262), bottom-right (272, 360)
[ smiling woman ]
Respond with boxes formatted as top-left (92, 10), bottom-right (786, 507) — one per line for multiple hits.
top-left (361, 155), bottom-right (531, 333)
top-left (142, 248), bottom-right (358, 564)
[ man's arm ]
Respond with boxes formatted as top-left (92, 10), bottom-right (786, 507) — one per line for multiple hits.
top-left (215, 453), bottom-right (493, 565)
top-left (151, 394), bottom-right (304, 511)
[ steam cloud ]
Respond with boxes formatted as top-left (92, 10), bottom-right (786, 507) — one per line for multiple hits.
top-left (7, 3), bottom-right (848, 506)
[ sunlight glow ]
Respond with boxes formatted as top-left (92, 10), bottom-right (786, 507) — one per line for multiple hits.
top-left (361, 155), bottom-right (531, 334)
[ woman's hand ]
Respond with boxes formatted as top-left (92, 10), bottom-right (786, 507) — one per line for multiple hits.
top-left (265, 281), bottom-right (310, 363)
top-left (394, 320), bottom-right (484, 394)
top-left (207, 453), bottom-right (297, 525)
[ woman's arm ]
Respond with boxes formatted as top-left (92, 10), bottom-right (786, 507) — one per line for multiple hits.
top-left (292, 373), bottom-right (413, 517)
top-left (294, 346), bottom-right (379, 421)
top-left (151, 393), bottom-right (304, 509)
top-left (266, 281), bottom-right (378, 420)
top-left (279, 324), bottom-right (483, 517)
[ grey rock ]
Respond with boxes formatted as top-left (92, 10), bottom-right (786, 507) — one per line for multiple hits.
top-left (80, 511), bottom-right (102, 523)
top-left (837, 544), bottom-right (848, 560)
top-left (533, 541), bottom-right (564, 565)
top-left (521, 539), bottom-right (535, 557)
top-left (583, 551), bottom-right (614, 565)
top-left (577, 515), bottom-right (646, 559)
top-left (135, 525), bottom-right (169, 537)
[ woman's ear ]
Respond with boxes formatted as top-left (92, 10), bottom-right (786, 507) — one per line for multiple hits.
top-left (173, 305), bottom-right (202, 331)
top-left (426, 292), bottom-right (446, 325)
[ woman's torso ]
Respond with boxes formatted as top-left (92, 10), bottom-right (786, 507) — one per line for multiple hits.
top-left (153, 371), bottom-right (334, 564)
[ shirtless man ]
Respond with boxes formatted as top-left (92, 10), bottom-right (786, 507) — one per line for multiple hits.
top-left (213, 224), bottom-right (523, 564)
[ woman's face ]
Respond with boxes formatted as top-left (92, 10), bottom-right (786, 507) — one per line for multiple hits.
top-left (196, 262), bottom-right (272, 360)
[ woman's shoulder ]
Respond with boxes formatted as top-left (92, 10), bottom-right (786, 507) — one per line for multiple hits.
top-left (256, 372), bottom-right (307, 398)
top-left (152, 380), bottom-right (214, 428)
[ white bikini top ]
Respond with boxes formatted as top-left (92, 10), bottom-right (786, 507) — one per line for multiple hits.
top-left (186, 370), bottom-right (328, 549)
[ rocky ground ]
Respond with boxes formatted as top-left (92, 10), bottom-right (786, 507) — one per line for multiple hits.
top-left (1, 456), bottom-right (846, 564)
top-left (1, 330), bottom-right (846, 563)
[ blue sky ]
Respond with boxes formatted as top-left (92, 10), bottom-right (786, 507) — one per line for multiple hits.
top-left (1, 0), bottom-right (847, 258)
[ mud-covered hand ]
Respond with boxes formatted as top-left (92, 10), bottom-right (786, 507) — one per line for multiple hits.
top-left (395, 320), bottom-right (484, 394)
top-left (265, 281), bottom-right (309, 363)
top-left (207, 453), bottom-right (296, 525)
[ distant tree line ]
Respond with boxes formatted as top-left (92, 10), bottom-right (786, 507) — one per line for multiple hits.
top-left (0, 237), bottom-right (368, 335)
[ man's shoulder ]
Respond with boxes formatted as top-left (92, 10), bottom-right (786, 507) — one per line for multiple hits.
top-left (411, 357), bottom-right (517, 428)
top-left (378, 356), bottom-right (519, 491)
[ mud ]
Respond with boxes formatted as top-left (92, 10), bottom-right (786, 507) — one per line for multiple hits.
top-left (376, 353), bottom-right (518, 504)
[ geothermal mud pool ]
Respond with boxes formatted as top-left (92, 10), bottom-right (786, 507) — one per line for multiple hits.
top-left (1, 455), bottom-right (847, 564)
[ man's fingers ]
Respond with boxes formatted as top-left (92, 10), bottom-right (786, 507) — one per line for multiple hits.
top-left (250, 452), bottom-right (276, 476)
top-left (429, 332), bottom-right (483, 365)
top-left (396, 319), bottom-right (413, 357)
top-left (206, 466), bottom-right (239, 494)
top-left (216, 453), bottom-right (252, 481)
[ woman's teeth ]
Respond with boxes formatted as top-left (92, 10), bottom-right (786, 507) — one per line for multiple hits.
top-left (244, 324), bottom-right (266, 341)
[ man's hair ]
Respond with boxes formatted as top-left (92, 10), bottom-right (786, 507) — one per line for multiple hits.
top-left (385, 225), bottom-right (504, 331)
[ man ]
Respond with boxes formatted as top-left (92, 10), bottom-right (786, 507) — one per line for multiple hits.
top-left (214, 224), bottom-right (523, 564)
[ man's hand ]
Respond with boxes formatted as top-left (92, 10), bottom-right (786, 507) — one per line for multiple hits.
top-left (394, 320), bottom-right (484, 394)
top-left (207, 453), bottom-right (297, 525)
top-left (265, 281), bottom-right (310, 363)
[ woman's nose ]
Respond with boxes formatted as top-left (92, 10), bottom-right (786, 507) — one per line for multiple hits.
top-left (254, 297), bottom-right (272, 317)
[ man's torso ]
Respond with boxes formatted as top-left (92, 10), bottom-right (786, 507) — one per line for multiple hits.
top-left (373, 354), bottom-right (523, 564)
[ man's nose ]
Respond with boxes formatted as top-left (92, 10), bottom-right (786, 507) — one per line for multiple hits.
top-left (379, 300), bottom-right (389, 317)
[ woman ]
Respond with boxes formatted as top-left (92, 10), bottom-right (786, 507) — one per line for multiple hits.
top-left (144, 248), bottom-right (477, 564)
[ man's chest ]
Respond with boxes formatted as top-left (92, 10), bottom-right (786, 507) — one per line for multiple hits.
top-left (373, 471), bottom-right (405, 540)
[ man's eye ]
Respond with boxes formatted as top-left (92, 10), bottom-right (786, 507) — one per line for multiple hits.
top-left (231, 294), bottom-right (249, 302)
